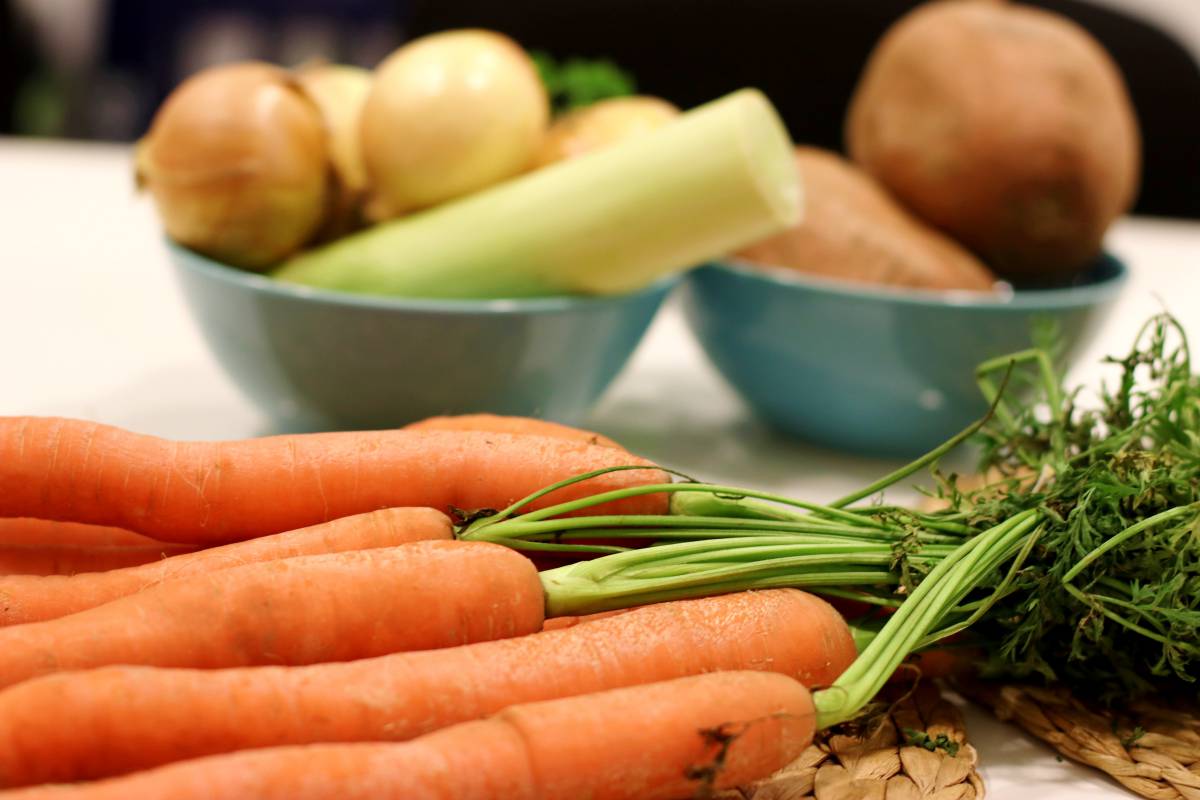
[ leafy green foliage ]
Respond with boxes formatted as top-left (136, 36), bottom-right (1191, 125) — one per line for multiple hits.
top-left (462, 314), bottom-right (1200, 709)
top-left (903, 728), bottom-right (960, 757)
top-left (531, 51), bottom-right (636, 112)
top-left (939, 315), bottom-right (1200, 701)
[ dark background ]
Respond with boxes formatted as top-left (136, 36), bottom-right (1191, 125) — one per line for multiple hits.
top-left (4, 0), bottom-right (1198, 218)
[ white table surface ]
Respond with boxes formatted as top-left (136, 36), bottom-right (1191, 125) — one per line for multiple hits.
top-left (4, 136), bottom-right (1200, 798)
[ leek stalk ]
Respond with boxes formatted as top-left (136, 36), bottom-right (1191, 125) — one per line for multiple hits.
top-left (273, 88), bottom-right (800, 298)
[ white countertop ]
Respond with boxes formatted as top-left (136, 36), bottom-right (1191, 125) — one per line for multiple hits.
top-left (4, 136), bottom-right (1200, 798)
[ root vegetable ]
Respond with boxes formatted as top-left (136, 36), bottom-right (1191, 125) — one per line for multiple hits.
top-left (295, 63), bottom-right (372, 236)
top-left (737, 146), bottom-right (996, 291)
top-left (535, 96), bottom-right (679, 167)
top-left (0, 507), bottom-right (451, 625)
top-left (0, 540), bottom-right (542, 691)
top-left (846, 1), bottom-right (1140, 282)
top-left (403, 414), bottom-right (621, 449)
top-left (137, 62), bottom-right (330, 269)
top-left (0, 417), bottom-right (669, 543)
top-left (0, 671), bottom-right (814, 800)
top-left (0, 589), bottom-right (850, 785)
top-left (361, 29), bottom-right (549, 217)
top-left (0, 544), bottom-right (193, 576)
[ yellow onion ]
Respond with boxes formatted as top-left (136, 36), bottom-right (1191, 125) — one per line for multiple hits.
top-left (361, 30), bottom-right (549, 218)
top-left (296, 63), bottom-right (371, 236)
top-left (136, 61), bottom-right (330, 270)
top-left (535, 96), bottom-right (680, 168)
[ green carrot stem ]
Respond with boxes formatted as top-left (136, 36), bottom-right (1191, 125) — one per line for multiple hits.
top-left (540, 568), bottom-right (898, 617)
top-left (814, 588), bottom-right (904, 609)
top-left (478, 482), bottom-right (891, 529)
top-left (509, 528), bottom-right (898, 544)
top-left (463, 513), bottom-right (963, 546)
top-left (538, 538), bottom-right (913, 616)
top-left (812, 509), bottom-right (1042, 728)
top-left (975, 349), bottom-right (1049, 431)
top-left (668, 494), bottom-right (972, 538)
top-left (829, 415), bottom-right (992, 510)
top-left (668, 492), bottom-right (814, 521)
top-left (848, 621), bottom-right (882, 654)
top-left (1060, 583), bottom-right (1200, 654)
top-left (913, 526), bottom-right (1040, 649)
top-left (485, 537), bottom-right (629, 555)
top-left (460, 465), bottom-right (683, 534)
top-left (467, 513), bottom-right (889, 539)
top-left (1061, 504), bottom-right (1199, 582)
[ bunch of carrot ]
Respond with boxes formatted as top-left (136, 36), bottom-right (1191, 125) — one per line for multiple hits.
top-left (0, 414), bottom-right (859, 799)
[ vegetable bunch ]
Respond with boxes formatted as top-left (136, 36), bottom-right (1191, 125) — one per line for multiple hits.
top-left (0, 414), bottom-right (852, 797)
top-left (3, 317), bottom-right (1196, 796)
top-left (962, 315), bottom-right (1200, 698)
top-left (463, 314), bottom-right (1200, 704)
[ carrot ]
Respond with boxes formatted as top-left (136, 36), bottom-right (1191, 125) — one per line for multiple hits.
top-left (0, 543), bottom-right (195, 576)
top-left (0, 589), bottom-right (851, 785)
top-left (896, 646), bottom-right (981, 681)
top-left (0, 519), bottom-right (160, 548)
top-left (0, 540), bottom-right (542, 692)
top-left (0, 417), bottom-right (667, 543)
top-left (404, 413), bottom-right (623, 449)
top-left (539, 608), bottom-right (630, 631)
top-left (0, 507), bottom-right (451, 625)
top-left (0, 671), bottom-right (815, 800)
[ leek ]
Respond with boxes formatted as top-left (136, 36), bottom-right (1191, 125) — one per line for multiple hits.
top-left (272, 88), bottom-right (800, 298)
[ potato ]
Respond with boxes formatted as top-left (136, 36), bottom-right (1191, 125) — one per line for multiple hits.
top-left (736, 146), bottom-right (996, 292)
top-left (846, 0), bottom-right (1140, 284)
top-left (534, 96), bottom-right (680, 167)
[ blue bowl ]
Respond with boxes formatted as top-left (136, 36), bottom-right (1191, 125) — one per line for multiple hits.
top-left (170, 244), bottom-right (676, 431)
top-left (681, 256), bottom-right (1127, 457)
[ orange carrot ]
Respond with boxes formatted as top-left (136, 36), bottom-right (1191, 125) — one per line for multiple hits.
top-left (0, 671), bottom-right (815, 800)
top-left (0, 418), bottom-right (667, 543)
top-left (0, 507), bottom-right (451, 625)
top-left (404, 413), bottom-right (623, 449)
top-left (0, 589), bottom-right (851, 786)
top-left (539, 608), bottom-right (631, 631)
top-left (0, 519), bottom-right (160, 548)
top-left (895, 647), bottom-right (980, 681)
top-left (0, 540), bottom-right (542, 692)
top-left (0, 543), bottom-right (195, 576)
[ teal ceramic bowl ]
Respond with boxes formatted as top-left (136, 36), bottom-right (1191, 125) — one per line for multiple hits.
top-left (681, 256), bottom-right (1127, 457)
top-left (170, 244), bottom-right (676, 431)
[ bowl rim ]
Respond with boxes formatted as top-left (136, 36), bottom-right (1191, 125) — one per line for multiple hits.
top-left (169, 241), bottom-right (680, 314)
top-left (705, 253), bottom-right (1128, 310)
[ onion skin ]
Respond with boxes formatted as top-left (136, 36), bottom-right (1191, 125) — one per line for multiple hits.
top-left (535, 96), bottom-right (680, 168)
top-left (361, 29), bottom-right (550, 218)
top-left (137, 61), bottom-right (330, 270)
top-left (296, 63), bottom-right (371, 238)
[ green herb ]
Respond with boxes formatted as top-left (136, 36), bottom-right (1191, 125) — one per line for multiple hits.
top-left (903, 729), bottom-right (961, 757)
top-left (1122, 725), bottom-right (1147, 748)
top-left (962, 315), bottom-right (1200, 700)
top-left (531, 51), bottom-right (636, 112)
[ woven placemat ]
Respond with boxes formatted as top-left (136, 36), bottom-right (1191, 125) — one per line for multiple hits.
top-left (962, 682), bottom-right (1200, 800)
top-left (719, 683), bottom-right (983, 800)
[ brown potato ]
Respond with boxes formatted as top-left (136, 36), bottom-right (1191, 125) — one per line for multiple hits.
top-left (736, 146), bottom-right (997, 291)
top-left (846, 1), bottom-right (1140, 284)
top-left (534, 96), bottom-right (680, 168)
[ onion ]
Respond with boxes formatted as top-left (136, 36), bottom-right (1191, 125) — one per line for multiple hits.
top-left (535, 96), bottom-right (680, 168)
top-left (136, 61), bottom-right (330, 270)
top-left (360, 30), bottom-right (549, 218)
top-left (296, 63), bottom-right (371, 236)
